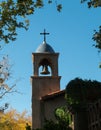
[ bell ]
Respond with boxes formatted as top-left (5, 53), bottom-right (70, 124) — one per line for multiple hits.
top-left (40, 65), bottom-right (50, 75)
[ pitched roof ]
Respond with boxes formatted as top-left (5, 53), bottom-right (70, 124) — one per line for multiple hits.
top-left (41, 89), bottom-right (65, 101)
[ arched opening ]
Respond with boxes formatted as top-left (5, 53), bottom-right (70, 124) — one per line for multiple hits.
top-left (38, 58), bottom-right (52, 76)
top-left (39, 65), bottom-right (52, 76)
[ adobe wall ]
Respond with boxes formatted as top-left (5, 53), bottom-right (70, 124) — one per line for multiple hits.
top-left (41, 92), bottom-right (66, 126)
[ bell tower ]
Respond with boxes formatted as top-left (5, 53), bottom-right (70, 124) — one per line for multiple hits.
top-left (31, 30), bottom-right (61, 129)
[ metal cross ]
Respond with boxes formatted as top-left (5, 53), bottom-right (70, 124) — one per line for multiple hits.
top-left (40, 29), bottom-right (50, 42)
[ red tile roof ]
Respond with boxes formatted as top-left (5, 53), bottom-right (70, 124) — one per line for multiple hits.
top-left (41, 89), bottom-right (65, 101)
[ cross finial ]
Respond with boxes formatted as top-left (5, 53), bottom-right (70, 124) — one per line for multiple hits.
top-left (40, 29), bottom-right (50, 42)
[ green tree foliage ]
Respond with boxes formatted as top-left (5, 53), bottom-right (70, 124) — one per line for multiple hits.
top-left (81, 0), bottom-right (101, 8)
top-left (42, 119), bottom-right (72, 130)
top-left (66, 78), bottom-right (101, 108)
top-left (0, 0), bottom-right (62, 43)
top-left (81, 0), bottom-right (101, 52)
top-left (0, 0), bottom-right (34, 43)
top-left (92, 26), bottom-right (101, 52)
top-left (55, 107), bottom-right (72, 129)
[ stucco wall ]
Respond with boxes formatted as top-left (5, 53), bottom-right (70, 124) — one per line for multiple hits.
top-left (41, 92), bottom-right (66, 126)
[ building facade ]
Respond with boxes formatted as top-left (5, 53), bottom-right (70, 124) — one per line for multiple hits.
top-left (31, 30), bottom-right (66, 129)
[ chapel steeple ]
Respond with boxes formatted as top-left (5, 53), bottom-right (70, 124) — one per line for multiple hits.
top-left (31, 30), bottom-right (61, 129)
top-left (33, 29), bottom-right (59, 76)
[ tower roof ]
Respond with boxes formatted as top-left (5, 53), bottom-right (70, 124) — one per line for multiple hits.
top-left (36, 41), bottom-right (55, 53)
top-left (36, 29), bottom-right (55, 53)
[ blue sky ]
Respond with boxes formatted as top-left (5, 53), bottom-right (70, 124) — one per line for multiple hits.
top-left (0, 0), bottom-right (101, 113)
